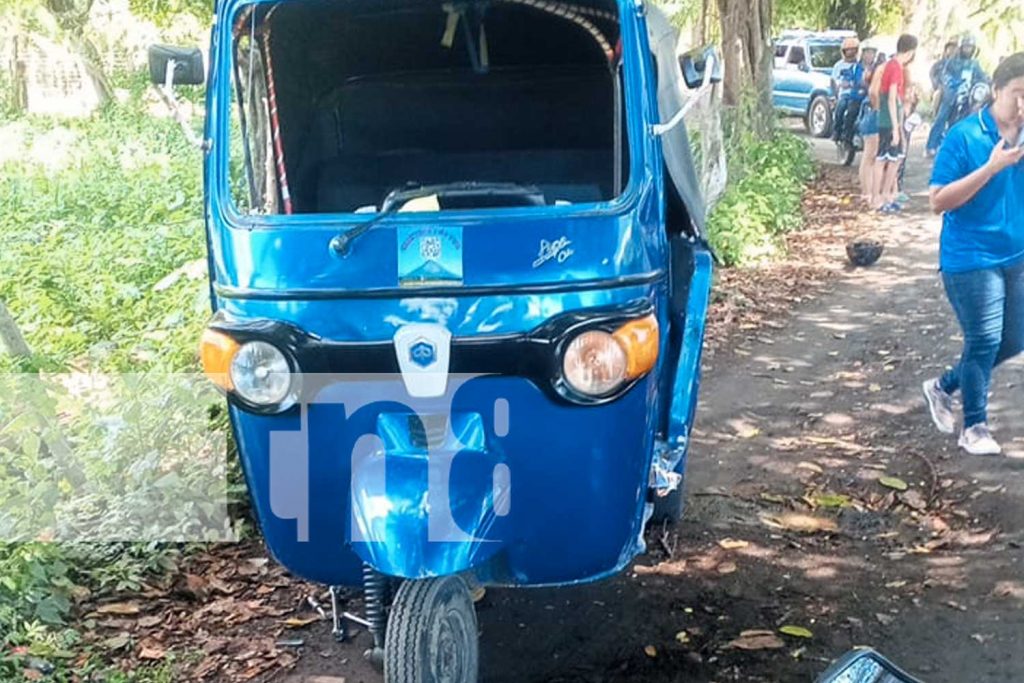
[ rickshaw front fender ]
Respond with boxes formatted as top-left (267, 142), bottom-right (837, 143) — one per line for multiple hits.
top-left (347, 411), bottom-right (509, 579)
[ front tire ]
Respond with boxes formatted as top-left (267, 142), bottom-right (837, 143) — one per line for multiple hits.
top-left (384, 576), bottom-right (479, 683)
top-left (806, 95), bottom-right (832, 138)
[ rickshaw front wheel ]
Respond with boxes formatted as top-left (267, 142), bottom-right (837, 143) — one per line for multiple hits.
top-left (384, 576), bottom-right (479, 683)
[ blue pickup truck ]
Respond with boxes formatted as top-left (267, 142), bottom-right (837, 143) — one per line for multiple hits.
top-left (772, 30), bottom-right (857, 137)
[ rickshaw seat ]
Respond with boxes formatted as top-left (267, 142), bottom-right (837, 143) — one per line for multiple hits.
top-left (314, 149), bottom-right (610, 212)
top-left (295, 66), bottom-right (616, 212)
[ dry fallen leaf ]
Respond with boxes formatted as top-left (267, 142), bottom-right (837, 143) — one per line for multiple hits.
top-left (137, 615), bottom-right (163, 629)
top-left (717, 562), bottom-right (738, 575)
top-left (634, 560), bottom-right (687, 577)
top-left (95, 602), bottom-right (141, 616)
top-left (193, 656), bottom-right (222, 679)
top-left (283, 616), bottom-right (321, 628)
top-left (718, 538), bottom-right (750, 550)
top-left (992, 581), bottom-right (1024, 600)
top-left (724, 630), bottom-right (785, 651)
top-left (950, 529), bottom-right (998, 547)
top-left (644, 645), bottom-right (658, 658)
top-left (899, 490), bottom-right (927, 511)
top-left (796, 461), bottom-right (824, 475)
top-left (185, 574), bottom-right (207, 597)
top-left (139, 646), bottom-right (166, 661)
top-left (762, 513), bottom-right (838, 533)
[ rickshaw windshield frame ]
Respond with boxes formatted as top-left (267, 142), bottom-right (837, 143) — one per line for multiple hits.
top-left (208, 0), bottom-right (656, 231)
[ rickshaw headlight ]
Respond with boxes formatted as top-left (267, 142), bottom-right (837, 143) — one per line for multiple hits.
top-left (562, 330), bottom-right (628, 396)
top-left (561, 315), bottom-right (660, 398)
top-left (229, 341), bottom-right (295, 407)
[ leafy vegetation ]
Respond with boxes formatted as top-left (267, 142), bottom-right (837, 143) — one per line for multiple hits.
top-left (0, 83), bottom-right (207, 373)
top-left (706, 129), bottom-right (815, 266)
top-left (0, 77), bottom-right (234, 678)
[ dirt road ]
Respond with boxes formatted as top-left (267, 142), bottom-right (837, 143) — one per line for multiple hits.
top-left (276, 139), bottom-right (1024, 683)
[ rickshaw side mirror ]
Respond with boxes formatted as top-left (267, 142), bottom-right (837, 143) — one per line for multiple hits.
top-left (148, 44), bottom-right (205, 87)
top-left (679, 46), bottom-right (723, 90)
top-left (147, 44), bottom-right (208, 151)
top-left (815, 649), bottom-right (922, 683)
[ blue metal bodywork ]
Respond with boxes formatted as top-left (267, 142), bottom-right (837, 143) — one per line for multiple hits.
top-left (203, 0), bottom-right (713, 588)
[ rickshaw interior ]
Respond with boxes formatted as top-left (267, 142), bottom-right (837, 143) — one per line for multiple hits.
top-left (230, 0), bottom-right (629, 215)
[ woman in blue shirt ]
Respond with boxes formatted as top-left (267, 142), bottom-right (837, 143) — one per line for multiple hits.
top-left (923, 53), bottom-right (1024, 455)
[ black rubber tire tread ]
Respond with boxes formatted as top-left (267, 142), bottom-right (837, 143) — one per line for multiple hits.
top-left (384, 576), bottom-right (478, 683)
top-left (806, 95), bottom-right (833, 138)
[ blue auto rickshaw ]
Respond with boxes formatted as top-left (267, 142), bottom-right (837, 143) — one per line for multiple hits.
top-left (151, 0), bottom-right (719, 678)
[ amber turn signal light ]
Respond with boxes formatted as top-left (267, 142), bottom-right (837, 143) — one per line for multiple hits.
top-left (613, 314), bottom-right (660, 379)
top-left (199, 329), bottom-right (240, 391)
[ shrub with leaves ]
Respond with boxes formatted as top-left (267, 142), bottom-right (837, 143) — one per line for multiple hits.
top-left (706, 130), bottom-right (815, 266)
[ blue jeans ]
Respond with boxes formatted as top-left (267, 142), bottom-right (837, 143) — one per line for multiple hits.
top-left (926, 90), bottom-right (956, 153)
top-left (832, 95), bottom-right (851, 142)
top-left (939, 260), bottom-right (1024, 427)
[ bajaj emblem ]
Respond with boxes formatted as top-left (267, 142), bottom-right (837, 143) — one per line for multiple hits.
top-left (420, 235), bottom-right (442, 261)
top-left (409, 339), bottom-right (437, 368)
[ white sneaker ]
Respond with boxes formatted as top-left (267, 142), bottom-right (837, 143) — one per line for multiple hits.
top-left (922, 379), bottom-right (955, 434)
top-left (958, 424), bottom-right (1002, 456)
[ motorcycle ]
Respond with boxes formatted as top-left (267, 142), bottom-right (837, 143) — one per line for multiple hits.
top-left (817, 648), bottom-right (922, 683)
top-left (946, 77), bottom-right (991, 134)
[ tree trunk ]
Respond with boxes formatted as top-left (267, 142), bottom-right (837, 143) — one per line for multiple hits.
top-left (717, 0), bottom-right (774, 136)
top-left (0, 299), bottom-right (86, 486)
top-left (0, 300), bottom-right (32, 358)
top-left (44, 0), bottom-right (113, 105)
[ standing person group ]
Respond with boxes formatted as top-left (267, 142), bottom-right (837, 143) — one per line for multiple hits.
top-left (839, 34), bottom-right (922, 211)
top-left (923, 53), bottom-right (1024, 455)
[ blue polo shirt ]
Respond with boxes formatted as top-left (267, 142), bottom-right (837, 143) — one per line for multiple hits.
top-left (930, 107), bottom-right (1024, 273)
